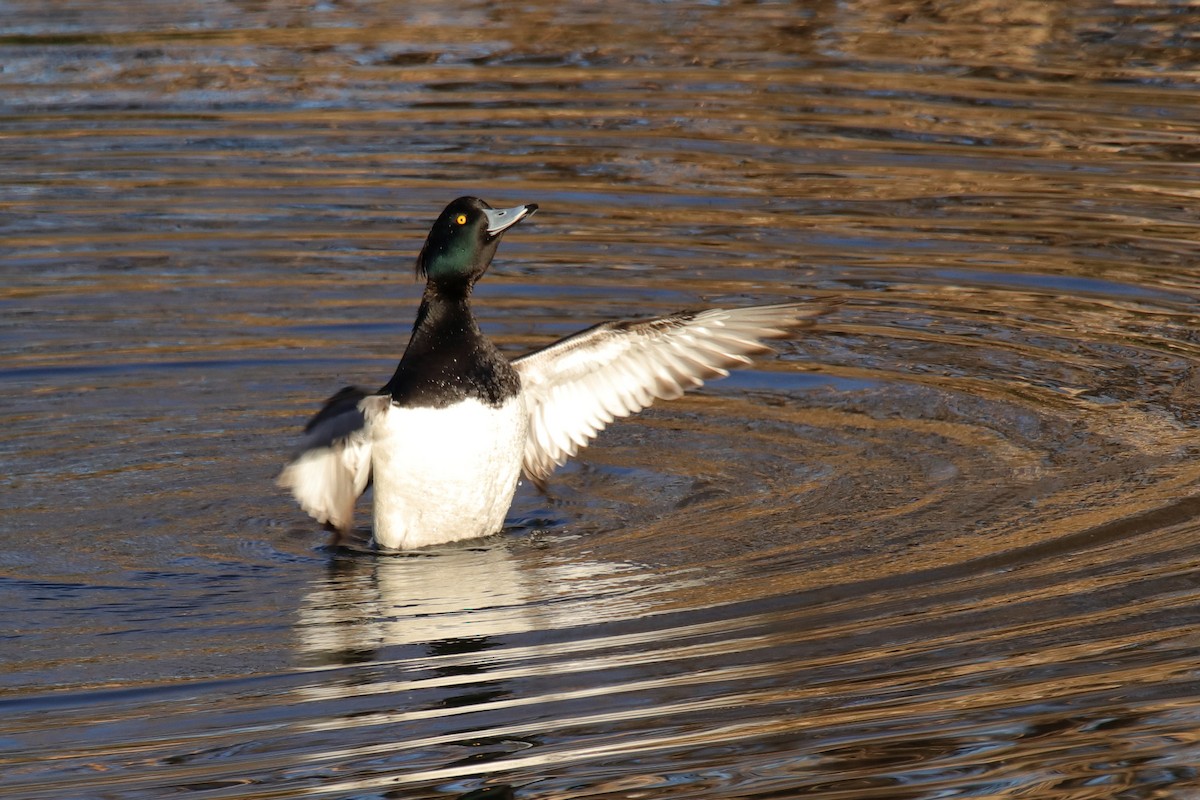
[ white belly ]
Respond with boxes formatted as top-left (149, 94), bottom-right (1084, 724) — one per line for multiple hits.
top-left (369, 396), bottom-right (527, 550)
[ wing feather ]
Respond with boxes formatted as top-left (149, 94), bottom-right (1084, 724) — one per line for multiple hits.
top-left (277, 387), bottom-right (383, 532)
top-left (513, 302), bottom-right (829, 488)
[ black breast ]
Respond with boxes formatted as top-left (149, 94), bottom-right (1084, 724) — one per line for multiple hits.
top-left (381, 296), bottom-right (521, 409)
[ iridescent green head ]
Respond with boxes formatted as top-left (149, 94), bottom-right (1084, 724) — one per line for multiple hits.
top-left (415, 197), bottom-right (538, 287)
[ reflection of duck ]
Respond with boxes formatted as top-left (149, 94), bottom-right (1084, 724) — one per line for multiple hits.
top-left (290, 542), bottom-right (710, 797)
top-left (278, 197), bottom-right (826, 550)
top-left (293, 545), bottom-right (543, 793)
top-left (295, 544), bottom-right (539, 666)
top-left (295, 540), bottom-right (680, 668)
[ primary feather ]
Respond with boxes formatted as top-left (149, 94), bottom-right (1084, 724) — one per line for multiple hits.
top-left (513, 303), bottom-right (824, 488)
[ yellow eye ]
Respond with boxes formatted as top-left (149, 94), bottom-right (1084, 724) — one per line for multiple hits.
top-left (455, 214), bottom-right (467, 225)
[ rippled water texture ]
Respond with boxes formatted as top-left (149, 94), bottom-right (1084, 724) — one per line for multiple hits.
top-left (4, 1), bottom-right (1200, 798)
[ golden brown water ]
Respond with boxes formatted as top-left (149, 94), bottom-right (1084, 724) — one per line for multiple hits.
top-left (4, 2), bottom-right (1200, 798)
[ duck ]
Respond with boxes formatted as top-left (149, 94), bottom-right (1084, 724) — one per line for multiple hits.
top-left (278, 197), bottom-right (826, 550)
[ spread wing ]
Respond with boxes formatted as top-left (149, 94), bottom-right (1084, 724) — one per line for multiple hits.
top-left (512, 302), bottom-right (827, 488)
top-left (277, 386), bottom-right (383, 532)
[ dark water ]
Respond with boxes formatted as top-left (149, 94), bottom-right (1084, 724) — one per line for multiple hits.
top-left (4, 1), bottom-right (1200, 798)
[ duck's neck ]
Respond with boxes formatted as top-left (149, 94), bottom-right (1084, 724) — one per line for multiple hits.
top-left (406, 284), bottom-right (476, 353)
top-left (381, 285), bottom-right (519, 408)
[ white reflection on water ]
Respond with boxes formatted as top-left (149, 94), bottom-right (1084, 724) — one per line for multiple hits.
top-left (286, 541), bottom-right (729, 794)
top-left (297, 545), bottom-right (541, 657)
top-left (293, 539), bottom-right (704, 672)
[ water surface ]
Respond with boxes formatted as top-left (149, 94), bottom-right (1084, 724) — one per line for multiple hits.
top-left (4, 1), bottom-right (1200, 798)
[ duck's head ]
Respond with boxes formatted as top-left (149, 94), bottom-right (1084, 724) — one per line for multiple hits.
top-left (415, 197), bottom-right (538, 288)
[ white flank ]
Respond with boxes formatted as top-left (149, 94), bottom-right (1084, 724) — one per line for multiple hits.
top-left (367, 396), bottom-right (528, 550)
